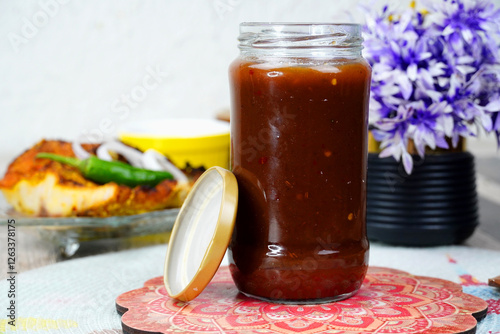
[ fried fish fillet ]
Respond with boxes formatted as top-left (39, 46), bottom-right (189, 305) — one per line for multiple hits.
top-left (0, 140), bottom-right (190, 217)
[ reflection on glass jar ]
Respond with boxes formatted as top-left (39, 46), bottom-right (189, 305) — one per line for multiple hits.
top-left (229, 23), bottom-right (371, 304)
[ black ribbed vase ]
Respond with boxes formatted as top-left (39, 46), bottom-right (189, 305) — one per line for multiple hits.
top-left (366, 152), bottom-right (479, 246)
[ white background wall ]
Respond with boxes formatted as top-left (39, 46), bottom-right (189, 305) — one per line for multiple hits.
top-left (1, 0), bottom-right (499, 167)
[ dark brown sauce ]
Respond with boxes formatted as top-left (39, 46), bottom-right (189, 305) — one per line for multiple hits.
top-left (229, 59), bottom-right (371, 302)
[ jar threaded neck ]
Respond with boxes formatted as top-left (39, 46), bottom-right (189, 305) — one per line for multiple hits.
top-left (238, 23), bottom-right (363, 57)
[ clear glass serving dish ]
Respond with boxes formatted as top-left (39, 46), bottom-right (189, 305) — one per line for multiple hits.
top-left (0, 195), bottom-right (179, 257)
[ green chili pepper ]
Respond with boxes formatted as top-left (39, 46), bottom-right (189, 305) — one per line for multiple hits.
top-left (36, 153), bottom-right (174, 187)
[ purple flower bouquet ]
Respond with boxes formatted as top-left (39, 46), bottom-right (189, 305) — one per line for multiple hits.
top-left (362, 0), bottom-right (500, 173)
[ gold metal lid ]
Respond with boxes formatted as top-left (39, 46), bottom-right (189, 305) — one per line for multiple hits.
top-left (163, 167), bottom-right (238, 301)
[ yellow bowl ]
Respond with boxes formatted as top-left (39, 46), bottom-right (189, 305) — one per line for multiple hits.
top-left (118, 119), bottom-right (230, 169)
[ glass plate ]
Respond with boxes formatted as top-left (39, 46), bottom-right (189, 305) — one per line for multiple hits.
top-left (0, 195), bottom-right (179, 256)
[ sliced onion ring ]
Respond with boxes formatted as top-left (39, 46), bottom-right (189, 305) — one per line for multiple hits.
top-left (72, 137), bottom-right (91, 160)
top-left (142, 149), bottom-right (189, 184)
top-left (97, 141), bottom-right (144, 167)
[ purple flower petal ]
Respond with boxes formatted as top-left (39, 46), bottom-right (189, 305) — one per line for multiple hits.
top-left (407, 63), bottom-right (418, 81)
top-left (443, 115), bottom-right (454, 136)
top-left (452, 133), bottom-right (461, 147)
top-left (457, 56), bottom-right (475, 65)
top-left (379, 147), bottom-right (395, 159)
top-left (443, 25), bottom-right (455, 36)
top-left (484, 99), bottom-right (500, 112)
top-left (435, 135), bottom-right (450, 149)
top-left (481, 112), bottom-right (493, 131)
top-left (416, 52), bottom-right (432, 61)
top-left (456, 65), bottom-right (476, 75)
top-left (379, 84), bottom-right (400, 97)
top-left (422, 129), bottom-right (436, 149)
top-left (396, 74), bottom-right (413, 100)
top-left (449, 32), bottom-right (464, 53)
top-left (424, 89), bottom-right (443, 102)
top-left (419, 69), bottom-right (434, 89)
top-left (428, 62), bottom-right (447, 76)
top-left (461, 28), bottom-right (474, 44)
top-left (438, 77), bottom-right (449, 87)
top-left (494, 113), bottom-right (500, 131)
top-left (402, 151), bottom-right (413, 174)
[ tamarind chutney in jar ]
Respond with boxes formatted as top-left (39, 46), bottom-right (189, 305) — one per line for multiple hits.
top-left (228, 23), bottom-right (371, 303)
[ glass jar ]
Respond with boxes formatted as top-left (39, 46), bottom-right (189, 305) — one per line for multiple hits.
top-left (228, 23), bottom-right (371, 303)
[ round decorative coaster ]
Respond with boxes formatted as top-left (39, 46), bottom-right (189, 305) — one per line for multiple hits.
top-left (116, 266), bottom-right (488, 334)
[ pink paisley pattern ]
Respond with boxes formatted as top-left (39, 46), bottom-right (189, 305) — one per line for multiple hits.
top-left (116, 267), bottom-right (487, 334)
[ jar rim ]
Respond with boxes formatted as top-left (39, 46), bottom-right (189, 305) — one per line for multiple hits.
top-left (240, 22), bottom-right (361, 27)
top-left (238, 22), bottom-right (363, 52)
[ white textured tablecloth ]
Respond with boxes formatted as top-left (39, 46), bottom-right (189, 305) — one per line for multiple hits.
top-left (1, 242), bottom-right (499, 333)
